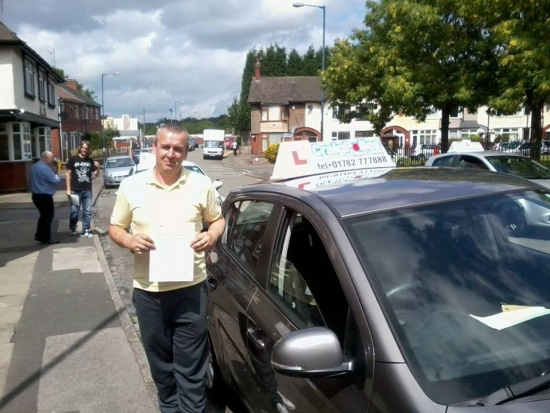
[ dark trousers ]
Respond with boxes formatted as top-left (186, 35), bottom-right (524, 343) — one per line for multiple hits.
top-left (133, 282), bottom-right (208, 413)
top-left (31, 193), bottom-right (54, 242)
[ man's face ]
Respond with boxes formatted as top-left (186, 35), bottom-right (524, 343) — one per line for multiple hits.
top-left (80, 144), bottom-right (90, 157)
top-left (153, 130), bottom-right (188, 175)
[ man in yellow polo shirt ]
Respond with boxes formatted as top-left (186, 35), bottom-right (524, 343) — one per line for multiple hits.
top-left (109, 124), bottom-right (225, 413)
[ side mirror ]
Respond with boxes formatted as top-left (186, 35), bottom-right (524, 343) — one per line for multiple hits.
top-left (271, 327), bottom-right (350, 378)
top-left (213, 180), bottom-right (223, 190)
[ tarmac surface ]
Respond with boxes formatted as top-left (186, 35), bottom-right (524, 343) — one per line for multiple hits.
top-left (0, 154), bottom-right (274, 413)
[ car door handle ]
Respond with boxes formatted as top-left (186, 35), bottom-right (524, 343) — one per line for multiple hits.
top-left (246, 326), bottom-right (266, 350)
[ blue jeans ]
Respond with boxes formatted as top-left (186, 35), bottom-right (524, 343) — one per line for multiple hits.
top-left (69, 190), bottom-right (92, 232)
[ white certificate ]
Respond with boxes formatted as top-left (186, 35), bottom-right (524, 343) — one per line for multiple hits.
top-left (149, 223), bottom-right (195, 282)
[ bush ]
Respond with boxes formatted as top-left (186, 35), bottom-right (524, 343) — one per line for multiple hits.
top-left (264, 143), bottom-right (280, 163)
top-left (397, 158), bottom-right (424, 167)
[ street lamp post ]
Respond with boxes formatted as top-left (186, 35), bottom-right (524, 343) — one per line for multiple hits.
top-left (174, 100), bottom-right (184, 123)
top-left (101, 72), bottom-right (120, 166)
top-left (293, 2), bottom-right (326, 140)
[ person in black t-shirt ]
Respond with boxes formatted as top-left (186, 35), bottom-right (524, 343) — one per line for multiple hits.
top-left (66, 140), bottom-right (99, 237)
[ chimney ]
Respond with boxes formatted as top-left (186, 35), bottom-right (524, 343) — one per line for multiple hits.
top-left (254, 58), bottom-right (261, 81)
top-left (65, 79), bottom-right (78, 90)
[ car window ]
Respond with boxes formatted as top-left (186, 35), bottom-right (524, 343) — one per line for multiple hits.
top-left (268, 211), bottom-right (348, 340)
top-left (346, 191), bottom-right (550, 404)
top-left (431, 156), bottom-right (456, 167)
top-left (106, 158), bottom-right (135, 168)
top-left (457, 155), bottom-right (487, 170)
top-left (487, 156), bottom-right (550, 179)
top-left (228, 201), bottom-right (274, 272)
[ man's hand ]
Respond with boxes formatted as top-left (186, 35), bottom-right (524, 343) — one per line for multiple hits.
top-left (66, 191), bottom-right (72, 198)
top-left (190, 231), bottom-right (217, 252)
top-left (125, 233), bottom-right (155, 254)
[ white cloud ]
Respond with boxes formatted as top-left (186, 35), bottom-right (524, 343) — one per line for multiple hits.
top-left (4, 0), bottom-right (365, 122)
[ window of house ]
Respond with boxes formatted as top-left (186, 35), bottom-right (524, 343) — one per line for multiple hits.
top-left (228, 200), bottom-right (275, 272)
top-left (84, 107), bottom-right (89, 120)
top-left (38, 69), bottom-right (46, 101)
top-left (75, 105), bottom-right (80, 119)
top-left (459, 129), bottom-right (479, 139)
top-left (412, 129), bottom-right (438, 145)
top-left (61, 132), bottom-right (69, 161)
top-left (332, 104), bottom-right (351, 119)
top-left (10, 122), bottom-right (32, 160)
top-left (24, 60), bottom-right (36, 97)
top-left (0, 124), bottom-right (8, 161)
top-left (36, 127), bottom-right (51, 156)
top-left (355, 130), bottom-right (374, 138)
top-left (450, 107), bottom-right (462, 118)
top-left (494, 128), bottom-right (519, 142)
top-left (47, 80), bottom-right (56, 107)
top-left (261, 105), bottom-right (285, 122)
top-left (95, 108), bottom-right (99, 120)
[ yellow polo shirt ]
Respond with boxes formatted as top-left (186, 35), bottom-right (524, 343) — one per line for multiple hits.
top-left (110, 167), bottom-right (222, 292)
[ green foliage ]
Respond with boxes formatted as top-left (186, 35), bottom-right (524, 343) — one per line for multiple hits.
top-left (263, 143), bottom-right (280, 163)
top-left (396, 157), bottom-right (423, 167)
top-left (84, 127), bottom-right (120, 151)
top-left (322, 0), bottom-right (499, 152)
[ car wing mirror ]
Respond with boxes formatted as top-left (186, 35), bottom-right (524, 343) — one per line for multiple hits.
top-left (213, 180), bottom-right (223, 190)
top-left (271, 327), bottom-right (351, 378)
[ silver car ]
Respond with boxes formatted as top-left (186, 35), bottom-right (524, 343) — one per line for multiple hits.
top-left (103, 156), bottom-right (135, 188)
top-left (426, 151), bottom-right (550, 234)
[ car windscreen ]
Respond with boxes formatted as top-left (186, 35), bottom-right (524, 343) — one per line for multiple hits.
top-left (183, 165), bottom-right (204, 175)
top-left (106, 158), bottom-right (135, 168)
top-left (205, 141), bottom-right (223, 148)
top-left (487, 156), bottom-right (550, 179)
top-left (345, 190), bottom-right (550, 404)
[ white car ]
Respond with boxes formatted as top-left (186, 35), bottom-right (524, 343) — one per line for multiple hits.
top-left (426, 151), bottom-right (550, 234)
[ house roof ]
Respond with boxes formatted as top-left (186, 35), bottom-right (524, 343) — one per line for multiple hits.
top-left (248, 76), bottom-right (323, 105)
top-left (58, 84), bottom-right (100, 107)
top-left (0, 22), bottom-right (64, 83)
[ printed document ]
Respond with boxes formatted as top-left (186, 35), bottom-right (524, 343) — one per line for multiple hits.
top-left (149, 223), bottom-right (195, 282)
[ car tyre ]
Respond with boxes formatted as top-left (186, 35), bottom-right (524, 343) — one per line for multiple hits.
top-left (205, 342), bottom-right (229, 413)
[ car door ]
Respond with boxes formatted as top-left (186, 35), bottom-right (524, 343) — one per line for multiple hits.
top-left (244, 203), bottom-right (371, 413)
top-left (207, 197), bottom-right (280, 409)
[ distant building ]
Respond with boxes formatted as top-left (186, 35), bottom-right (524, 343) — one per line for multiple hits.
top-left (0, 21), bottom-right (64, 192)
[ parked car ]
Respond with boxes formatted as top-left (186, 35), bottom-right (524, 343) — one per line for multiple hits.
top-left (103, 156), bottom-right (135, 188)
top-left (410, 143), bottom-right (440, 161)
top-left (189, 138), bottom-right (199, 149)
top-left (426, 151), bottom-right (550, 234)
top-left (181, 160), bottom-right (224, 206)
top-left (206, 155), bottom-right (550, 412)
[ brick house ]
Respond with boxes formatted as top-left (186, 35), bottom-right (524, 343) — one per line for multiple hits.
top-left (0, 22), bottom-right (64, 192)
top-left (53, 81), bottom-right (102, 162)
top-left (247, 60), bottom-right (323, 155)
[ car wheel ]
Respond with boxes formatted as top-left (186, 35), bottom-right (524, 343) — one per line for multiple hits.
top-left (203, 155), bottom-right (207, 160)
top-left (205, 342), bottom-right (229, 413)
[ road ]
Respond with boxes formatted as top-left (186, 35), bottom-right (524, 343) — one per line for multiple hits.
top-left (92, 150), bottom-right (262, 413)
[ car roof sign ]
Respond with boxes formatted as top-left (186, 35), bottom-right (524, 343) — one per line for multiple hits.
top-left (447, 139), bottom-right (485, 153)
top-left (271, 137), bottom-right (396, 181)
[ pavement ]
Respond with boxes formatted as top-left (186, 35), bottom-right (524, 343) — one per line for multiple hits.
top-left (0, 154), bottom-right (270, 412)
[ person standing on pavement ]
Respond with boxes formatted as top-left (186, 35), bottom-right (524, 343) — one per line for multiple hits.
top-left (29, 151), bottom-right (61, 245)
top-left (66, 140), bottom-right (100, 238)
top-left (231, 140), bottom-right (238, 156)
top-left (108, 124), bottom-right (225, 413)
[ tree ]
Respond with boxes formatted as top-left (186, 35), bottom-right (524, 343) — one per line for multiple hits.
top-left (489, 0), bottom-right (550, 159)
top-left (302, 45), bottom-right (319, 76)
top-left (323, 0), bottom-right (499, 152)
top-left (261, 44), bottom-right (287, 76)
top-left (287, 48), bottom-right (303, 76)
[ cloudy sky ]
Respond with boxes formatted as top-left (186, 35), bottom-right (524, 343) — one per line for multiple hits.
top-left (3, 0), bottom-right (365, 122)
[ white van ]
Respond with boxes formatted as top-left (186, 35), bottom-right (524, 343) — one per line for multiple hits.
top-left (203, 129), bottom-right (225, 160)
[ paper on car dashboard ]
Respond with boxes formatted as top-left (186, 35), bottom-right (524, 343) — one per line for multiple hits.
top-left (470, 306), bottom-right (550, 330)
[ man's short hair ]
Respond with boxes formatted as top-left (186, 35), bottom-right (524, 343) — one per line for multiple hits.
top-left (154, 124), bottom-right (189, 144)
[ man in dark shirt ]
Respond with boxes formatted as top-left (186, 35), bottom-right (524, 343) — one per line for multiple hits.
top-left (66, 140), bottom-right (99, 238)
top-left (29, 151), bottom-right (61, 244)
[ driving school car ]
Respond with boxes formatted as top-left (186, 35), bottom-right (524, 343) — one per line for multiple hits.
top-left (205, 137), bottom-right (550, 413)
